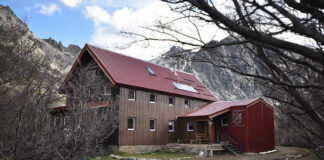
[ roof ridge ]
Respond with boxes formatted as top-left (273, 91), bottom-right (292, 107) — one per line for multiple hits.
top-left (86, 43), bottom-right (194, 76)
top-left (216, 97), bottom-right (260, 102)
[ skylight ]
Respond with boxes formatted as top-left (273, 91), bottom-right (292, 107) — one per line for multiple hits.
top-left (146, 66), bottom-right (156, 76)
top-left (172, 82), bottom-right (198, 93)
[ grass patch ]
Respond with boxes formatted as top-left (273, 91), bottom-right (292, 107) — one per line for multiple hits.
top-left (300, 149), bottom-right (321, 160)
top-left (116, 151), bottom-right (195, 159)
top-left (89, 156), bottom-right (114, 160)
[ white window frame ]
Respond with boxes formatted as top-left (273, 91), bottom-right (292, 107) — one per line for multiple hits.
top-left (128, 89), bottom-right (136, 101)
top-left (185, 99), bottom-right (190, 108)
top-left (128, 117), bottom-right (135, 130)
top-left (104, 85), bottom-right (110, 96)
top-left (149, 118), bottom-right (156, 131)
top-left (88, 88), bottom-right (92, 94)
top-left (187, 121), bottom-right (194, 131)
top-left (63, 116), bottom-right (71, 126)
top-left (168, 120), bottom-right (174, 132)
top-left (150, 93), bottom-right (157, 103)
top-left (169, 97), bottom-right (174, 106)
top-left (221, 117), bottom-right (229, 126)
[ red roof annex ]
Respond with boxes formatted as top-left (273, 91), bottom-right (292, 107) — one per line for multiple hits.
top-left (63, 44), bottom-right (217, 102)
top-left (180, 97), bottom-right (272, 118)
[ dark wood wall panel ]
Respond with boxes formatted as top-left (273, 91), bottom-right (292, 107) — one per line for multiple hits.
top-left (118, 87), bottom-right (208, 145)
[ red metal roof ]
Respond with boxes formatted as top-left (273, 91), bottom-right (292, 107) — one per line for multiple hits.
top-left (180, 97), bottom-right (261, 118)
top-left (63, 44), bottom-right (217, 102)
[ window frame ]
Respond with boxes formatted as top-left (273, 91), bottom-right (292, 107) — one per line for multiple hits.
top-left (54, 117), bottom-right (61, 127)
top-left (187, 121), bottom-right (194, 131)
top-left (63, 116), bottom-right (71, 126)
top-left (104, 85), bottom-right (111, 96)
top-left (169, 97), bottom-right (175, 106)
top-left (149, 118), bottom-right (156, 131)
top-left (185, 99), bottom-right (190, 108)
top-left (168, 120), bottom-right (174, 132)
top-left (150, 93), bottom-right (157, 103)
top-left (146, 66), bottom-right (156, 76)
top-left (128, 89), bottom-right (136, 101)
top-left (221, 116), bottom-right (229, 126)
top-left (128, 117), bottom-right (136, 130)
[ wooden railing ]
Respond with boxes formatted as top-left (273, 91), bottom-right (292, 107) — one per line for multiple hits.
top-left (222, 132), bottom-right (244, 150)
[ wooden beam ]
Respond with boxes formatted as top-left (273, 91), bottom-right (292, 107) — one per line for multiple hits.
top-left (208, 120), bottom-right (215, 143)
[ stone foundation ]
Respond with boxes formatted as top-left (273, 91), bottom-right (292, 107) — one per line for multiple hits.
top-left (161, 143), bottom-right (224, 154)
top-left (108, 143), bottom-right (224, 155)
top-left (118, 145), bottom-right (163, 153)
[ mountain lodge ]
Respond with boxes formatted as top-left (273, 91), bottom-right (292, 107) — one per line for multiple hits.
top-left (54, 43), bottom-right (275, 154)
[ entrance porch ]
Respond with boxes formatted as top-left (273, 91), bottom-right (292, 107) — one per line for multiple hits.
top-left (177, 114), bottom-right (227, 144)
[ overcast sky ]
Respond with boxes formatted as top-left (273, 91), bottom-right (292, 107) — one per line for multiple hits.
top-left (0, 0), bottom-right (228, 60)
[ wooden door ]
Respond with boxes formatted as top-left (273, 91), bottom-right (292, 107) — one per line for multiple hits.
top-left (197, 121), bottom-right (207, 136)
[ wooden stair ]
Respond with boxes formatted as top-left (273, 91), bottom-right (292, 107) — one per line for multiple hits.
top-left (195, 134), bottom-right (208, 144)
top-left (222, 144), bottom-right (241, 156)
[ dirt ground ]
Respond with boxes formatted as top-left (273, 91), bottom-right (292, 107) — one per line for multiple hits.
top-left (191, 146), bottom-right (316, 160)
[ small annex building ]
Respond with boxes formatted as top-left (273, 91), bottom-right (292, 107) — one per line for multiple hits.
top-left (179, 98), bottom-right (275, 153)
top-left (54, 43), bottom-right (275, 154)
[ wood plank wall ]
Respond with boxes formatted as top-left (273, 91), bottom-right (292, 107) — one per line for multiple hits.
top-left (118, 87), bottom-right (208, 145)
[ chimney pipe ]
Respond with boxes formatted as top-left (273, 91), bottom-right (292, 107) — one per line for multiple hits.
top-left (173, 65), bottom-right (177, 75)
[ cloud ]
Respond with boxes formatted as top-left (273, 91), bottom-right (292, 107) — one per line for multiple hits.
top-left (60, 0), bottom-right (82, 8)
top-left (87, 0), bottom-right (227, 60)
top-left (84, 5), bottom-right (111, 26)
top-left (37, 3), bottom-right (61, 16)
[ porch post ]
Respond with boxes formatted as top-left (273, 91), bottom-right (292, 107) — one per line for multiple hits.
top-left (208, 120), bottom-right (215, 143)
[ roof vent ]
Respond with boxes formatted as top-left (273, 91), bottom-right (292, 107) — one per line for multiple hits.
top-left (146, 66), bottom-right (156, 76)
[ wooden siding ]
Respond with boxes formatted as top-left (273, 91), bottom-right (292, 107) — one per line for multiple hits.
top-left (118, 87), bottom-right (208, 145)
top-left (177, 118), bottom-right (210, 143)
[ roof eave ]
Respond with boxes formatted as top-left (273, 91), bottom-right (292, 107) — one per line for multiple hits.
top-left (58, 43), bottom-right (118, 94)
top-left (115, 83), bottom-right (217, 102)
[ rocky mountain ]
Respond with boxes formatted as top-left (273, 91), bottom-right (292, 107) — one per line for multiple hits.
top-left (154, 38), bottom-right (262, 101)
top-left (154, 38), bottom-right (315, 147)
top-left (0, 5), bottom-right (80, 73)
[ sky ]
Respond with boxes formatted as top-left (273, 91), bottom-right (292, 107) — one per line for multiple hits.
top-left (0, 0), bottom-right (228, 60)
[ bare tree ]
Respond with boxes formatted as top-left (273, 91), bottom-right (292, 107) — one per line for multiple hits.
top-left (0, 20), bottom-right (64, 159)
top-left (0, 19), bottom-right (118, 160)
top-left (122, 0), bottom-right (324, 150)
top-left (57, 60), bottom-right (119, 160)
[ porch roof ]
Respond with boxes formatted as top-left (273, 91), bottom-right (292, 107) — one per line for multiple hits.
top-left (179, 97), bottom-right (261, 118)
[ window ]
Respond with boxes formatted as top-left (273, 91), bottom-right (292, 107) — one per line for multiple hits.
top-left (169, 97), bottom-right (174, 106)
top-left (104, 85), bottom-right (110, 95)
top-left (187, 121), bottom-right (194, 131)
top-left (169, 120), bottom-right (174, 132)
top-left (128, 89), bottom-right (135, 100)
top-left (221, 117), bottom-right (229, 126)
top-left (149, 119), bottom-right (156, 131)
top-left (172, 82), bottom-right (197, 93)
top-left (128, 117), bottom-right (135, 130)
top-left (54, 117), bottom-right (61, 127)
top-left (146, 66), bottom-right (156, 75)
top-left (185, 99), bottom-right (190, 108)
top-left (150, 93), bottom-right (157, 103)
top-left (88, 88), bottom-right (92, 94)
top-left (63, 116), bottom-right (70, 126)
